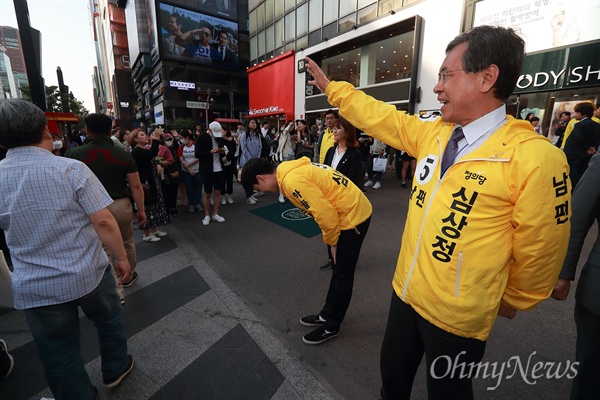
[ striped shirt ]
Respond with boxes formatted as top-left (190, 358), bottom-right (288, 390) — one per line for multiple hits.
top-left (0, 146), bottom-right (113, 309)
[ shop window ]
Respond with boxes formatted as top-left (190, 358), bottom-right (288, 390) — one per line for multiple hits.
top-left (322, 48), bottom-right (361, 87)
top-left (371, 31), bottom-right (414, 84)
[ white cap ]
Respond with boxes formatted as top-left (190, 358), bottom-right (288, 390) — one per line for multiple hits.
top-left (209, 121), bottom-right (223, 138)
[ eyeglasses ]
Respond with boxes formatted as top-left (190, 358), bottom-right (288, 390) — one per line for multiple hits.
top-left (437, 68), bottom-right (465, 84)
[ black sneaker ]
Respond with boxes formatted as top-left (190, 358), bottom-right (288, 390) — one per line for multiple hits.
top-left (300, 314), bottom-right (326, 327)
top-left (121, 271), bottom-right (138, 288)
top-left (103, 354), bottom-right (134, 389)
top-left (0, 339), bottom-right (14, 381)
top-left (320, 259), bottom-right (334, 270)
top-left (302, 327), bottom-right (340, 345)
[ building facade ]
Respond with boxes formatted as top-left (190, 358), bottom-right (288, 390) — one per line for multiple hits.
top-left (119, 0), bottom-right (250, 129)
top-left (248, 0), bottom-right (600, 137)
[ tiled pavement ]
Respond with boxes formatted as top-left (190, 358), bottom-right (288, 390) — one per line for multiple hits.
top-left (0, 228), bottom-right (334, 400)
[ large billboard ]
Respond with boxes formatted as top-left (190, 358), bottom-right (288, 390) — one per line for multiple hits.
top-left (164, 0), bottom-right (237, 20)
top-left (158, 2), bottom-right (239, 68)
top-left (473, 0), bottom-right (600, 53)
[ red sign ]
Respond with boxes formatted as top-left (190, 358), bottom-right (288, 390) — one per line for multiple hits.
top-left (247, 51), bottom-right (295, 121)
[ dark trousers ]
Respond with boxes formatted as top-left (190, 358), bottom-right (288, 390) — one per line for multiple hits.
top-left (161, 180), bottom-right (179, 211)
top-left (571, 302), bottom-right (600, 400)
top-left (380, 293), bottom-right (486, 400)
top-left (320, 217), bottom-right (370, 332)
top-left (223, 164), bottom-right (235, 195)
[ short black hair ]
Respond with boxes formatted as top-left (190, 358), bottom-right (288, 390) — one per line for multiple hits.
top-left (530, 116), bottom-right (540, 123)
top-left (325, 109), bottom-right (339, 119)
top-left (0, 99), bottom-right (47, 149)
top-left (85, 113), bottom-right (113, 135)
top-left (241, 157), bottom-right (276, 194)
top-left (574, 102), bottom-right (595, 118)
top-left (560, 111), bottom-right (571, 118)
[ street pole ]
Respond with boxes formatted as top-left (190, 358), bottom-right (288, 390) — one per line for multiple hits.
top-left (13, 0), bottom-right (46, 110)
top-left (204, 88), bottom-right (211, 129)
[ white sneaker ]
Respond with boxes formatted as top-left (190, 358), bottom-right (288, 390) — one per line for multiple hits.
top-left (221, 198), bottom-right (227, 205)
top-left (212, 214), bottom-right (225, 223)
top-left (373, 182), bottom-right (381, 190)
top-left (143, 234), bottom-right (160, 242)
top-left (364, 180), bottom-right (374, 187)
top-left (254, 191), bottom-right (265, 197)
top-left (188, 205), bottom-right (194, 213)
top-left (154, 230), bottom-right (167, 237)
top-left (246, 197), bottom-right (257, 205)
top-left (278, 194), bottom-right (285, 203)
top-left (227, 196), bottom-right (234, 204)
top-left (202, 216), bottom-right (210, 225)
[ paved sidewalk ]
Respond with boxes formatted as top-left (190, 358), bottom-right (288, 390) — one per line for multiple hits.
top-left (0, 227), bottom-right (334, 400)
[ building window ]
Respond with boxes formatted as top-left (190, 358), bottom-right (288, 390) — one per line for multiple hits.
top-left (358, 3), bottom-right (377, 25)
top-left (285, 0), bottom-right (296, 13)
top-left (339, 0), bottom-right (357, 17)
top-left (250, 35), bottom-right (257, 60)
top-left (297, 3), bottom-right (309, 37)
top-left (258, 30), bottom-right (266, 58)
top-left (274, 18), bottom-right (284, 49)
top-left (266, 24), bottom-right (275, 53)
top-left (309, 0), bottom-right (323, 32)
top-left (379, 0), bottom-right (403, 15)
top-left (275, 0), bottom-right (285, 19)
top-left (339, 14), bottom-right (356, 32)
top-left (249, 10), bottom-right (257, 35)
top-left (285, 11), bottom-right (296, 43)
top-left (323, 0), bottom-right (339, 25)
top-left (257, 2), bottom-right (265, 31)
top-left (358, 0), bottom-right (377, 7)
top-left (265, 0), bottom-right (274, 25)
top-left (297, 35), bottom-right (308, 51)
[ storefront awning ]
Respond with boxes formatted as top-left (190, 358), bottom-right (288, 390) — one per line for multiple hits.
top-left (247, 51), bottom-right (295, 121)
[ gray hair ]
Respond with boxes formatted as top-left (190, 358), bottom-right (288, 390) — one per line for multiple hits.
top-left (0, 99), bottom-right (47, 149)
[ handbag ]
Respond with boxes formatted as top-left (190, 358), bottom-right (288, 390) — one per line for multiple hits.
top-left (0, 250), bottom-right (14, 308)
top-left (373, 156), bottom-right (387, 173)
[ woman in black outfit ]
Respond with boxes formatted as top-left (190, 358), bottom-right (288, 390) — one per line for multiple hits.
top-left (130, 128), bottom-right (170, 242)
top-left (320, 117), bottom-right (363, 269)
top-left (220, 124), bottom-right (238, 205)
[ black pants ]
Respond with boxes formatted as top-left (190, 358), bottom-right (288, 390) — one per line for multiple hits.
top-left (571, 302), bottom-right (600, 400)
top-left (380, 293), bottom-right (486, 400)
top-left (319, 217), bottom-right (370, 332)
top-left (223, 164), bottom-right (235, 195)
top-left (161, 180), bottom-right (180, 211)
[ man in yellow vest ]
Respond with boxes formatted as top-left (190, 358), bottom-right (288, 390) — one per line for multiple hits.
top-left (317, 109), bottom-right (338, 163)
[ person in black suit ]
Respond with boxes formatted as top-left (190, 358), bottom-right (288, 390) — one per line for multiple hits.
top-left (552, 152), bottom-right (600, 399)
top-left (212, 30), bottom-right (236, 67)
top-left (563, 102), bottom-right (600, 189)
top-left (320, 117), bottom-right (363, 270)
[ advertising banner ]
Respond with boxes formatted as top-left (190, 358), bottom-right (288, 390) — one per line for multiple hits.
top-left (158, 2), bottom-right (239, 68)
top-left (474, 0), bottom-right (600, 53)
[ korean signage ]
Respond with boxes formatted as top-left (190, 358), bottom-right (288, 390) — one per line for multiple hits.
top-left (186, 101), bottom-right (209, 109)
top-left (473, 0), bottom-right (600, 54)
